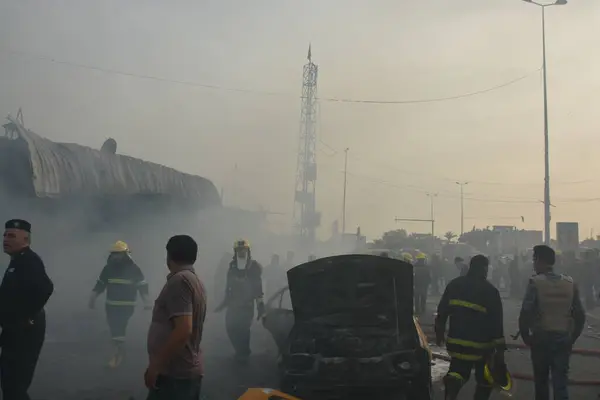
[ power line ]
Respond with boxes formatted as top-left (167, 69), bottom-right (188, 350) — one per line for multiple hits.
top-left (2, 47), bottom-right (541, 106)
top-left (319, 69), bottom-right (541, 104)
top-left (321, 138), bottom-right (592, 188)
top-left (345, 171), bottom-right (541, 204)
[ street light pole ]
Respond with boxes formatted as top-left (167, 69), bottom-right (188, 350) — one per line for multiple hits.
top-left (427, 193), bottom-right (438, 254)
top-left (455, 181), bottom-right (469, 236)
top-left (521, 0), bottom-right (567, 245)
top-left (342, 148), bottom-right (349, 234)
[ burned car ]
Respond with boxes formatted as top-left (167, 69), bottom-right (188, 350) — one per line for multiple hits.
top-left (262, 255), bottom-right (433, 400)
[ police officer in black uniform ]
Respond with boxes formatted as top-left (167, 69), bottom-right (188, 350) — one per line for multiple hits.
top-left (0, 219), bottom-right (54, 400)
top-left (435, 255), bottom-right (505, 400)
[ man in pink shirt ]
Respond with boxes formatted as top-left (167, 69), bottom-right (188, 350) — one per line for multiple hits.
top-left (145, 235), bottom-right (207, 400)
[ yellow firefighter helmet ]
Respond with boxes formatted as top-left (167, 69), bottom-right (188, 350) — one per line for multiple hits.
top-left (483, 360), bottom-right (514, 395)
top-left (234, 239), bottom-right (250, 250)
top-left (402, 252), bottom-right (413, 262)
top-left (110, 241), bottom-right (129, 253)
top-left (416, 253), bottom-right (427, 260)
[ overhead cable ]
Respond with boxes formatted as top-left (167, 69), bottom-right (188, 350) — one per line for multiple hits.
top-left (2, 47), bottom-right (540, 106)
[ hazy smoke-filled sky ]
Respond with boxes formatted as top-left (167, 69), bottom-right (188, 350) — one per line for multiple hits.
top-left (0, 0), bottom-right (598, 240)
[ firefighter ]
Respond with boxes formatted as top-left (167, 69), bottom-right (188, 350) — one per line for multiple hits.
top-left (0, 219), bottom-right (54, 400)
top-left (413, 253), bottom-right (431, 316)
top-left (519, 245), bottom-right (585, 400)
top-left (435, 255), bottom-right (505, 400)
top-left (402, 252), bottom-right (413, 264)
top-left (215, 239), bottom-right (265, 364)
top-left (88, 241), bottom-right (150, 368)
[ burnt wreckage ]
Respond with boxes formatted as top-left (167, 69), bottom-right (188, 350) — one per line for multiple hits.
top-left (263, 255), bottom-right (433, 400)
top-left (0, 115), bottom-right (221, 224)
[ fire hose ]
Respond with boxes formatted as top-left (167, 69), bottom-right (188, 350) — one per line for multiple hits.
top-left (424, 328), bottom-right (600, 386)
top-left (430, 351), bottom-right (600, 387)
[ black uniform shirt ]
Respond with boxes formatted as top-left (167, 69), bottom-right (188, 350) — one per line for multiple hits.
top-left (0, 247), bottom-right (54, 327)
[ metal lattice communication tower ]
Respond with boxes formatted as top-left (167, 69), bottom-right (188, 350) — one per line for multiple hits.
top-left (293, 45), bottom-right (320, 247)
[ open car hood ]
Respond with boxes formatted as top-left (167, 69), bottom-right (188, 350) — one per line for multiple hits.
top-left (287, 255), bottom-right (414, 331)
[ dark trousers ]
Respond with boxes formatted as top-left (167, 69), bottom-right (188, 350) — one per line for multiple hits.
top-left (531, 333), bottom-right (572, 400)
top-left (0, 312), bottom-right (46, 400)
top-left (414, 287), bottom-right (428, 315)
top-left (444, 358), bottom-right (492, 400)
top-left (147, 375), bottom-right (202, 400)
top-left (105, 304), bottom-right (135, 342)
top-left (225, 306), bottom-right (254, 357)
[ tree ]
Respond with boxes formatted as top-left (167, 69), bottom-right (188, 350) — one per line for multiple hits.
top-left (444, 231), bottom-right (457, 243)
top-left (458, 228), bottom-right (496, 253)
top-left (370, 229), bottom-right (442, 254)
top-left (381, 229), bottom-right (409, 249)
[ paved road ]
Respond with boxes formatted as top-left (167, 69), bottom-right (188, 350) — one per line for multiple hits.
top-left (26, 294), bottom-right (600, 399)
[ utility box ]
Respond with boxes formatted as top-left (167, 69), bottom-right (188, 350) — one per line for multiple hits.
top-left (556, 222), bottom-right (579, 254)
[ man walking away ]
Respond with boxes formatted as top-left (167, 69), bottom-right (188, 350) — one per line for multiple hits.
top-left (430, 254), bottom-right (441, 296)
top-left (413, 253), bottom-right (431, 316)
top-left (145, 235), bottom-right (207, 400)
top-left (89, 241), bottom-right (151, 368)
top-left (519, 245), bottom-right (585, 400)
top-left (0, 219), bottom-right (54, 400)
top-left (454, 257), bottom-right (469, 277)
top-left (435, 255), bottom-right (505, 400)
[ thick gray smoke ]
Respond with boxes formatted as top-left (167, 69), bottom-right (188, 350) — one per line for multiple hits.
top-left (0, 189), bottom-right (291, 399)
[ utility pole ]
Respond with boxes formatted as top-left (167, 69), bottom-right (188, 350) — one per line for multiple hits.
top-left (427, 193), bottom-right (438, 254)
top-left (521, 0), bottom-right (567, 244)
top-left (342, 148), bottom-right (349, 234)
top-left (455, 181), bottom-right (469, 236)
top-left (394, 192), bottom-right (437, 254)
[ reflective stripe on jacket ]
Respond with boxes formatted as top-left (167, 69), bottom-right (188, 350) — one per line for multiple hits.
top-left (93, 257), bottom-right (148, 306)
top-left (435, 274), bottom-right (505, 361)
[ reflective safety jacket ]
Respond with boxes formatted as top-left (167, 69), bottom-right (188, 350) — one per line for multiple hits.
top-left (93, 256), bottom-right (148, 307)
top-left (435, 274), bottom-right (505, 361)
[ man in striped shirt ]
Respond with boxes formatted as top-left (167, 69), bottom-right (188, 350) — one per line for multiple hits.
top-left (89, 240), bottom-right (150, 368)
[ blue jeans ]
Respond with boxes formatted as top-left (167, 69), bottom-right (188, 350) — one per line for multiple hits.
top-left (146, 375), bottom-right (202, 400)
top-left (530, 332), bottom-right (572, 400)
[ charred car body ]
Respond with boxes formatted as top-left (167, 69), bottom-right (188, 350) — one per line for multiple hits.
top-left (263, 255), bottom-right (433, 400)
